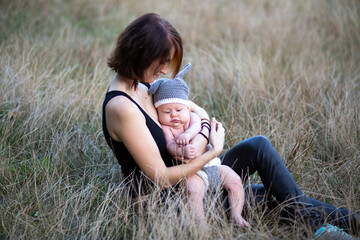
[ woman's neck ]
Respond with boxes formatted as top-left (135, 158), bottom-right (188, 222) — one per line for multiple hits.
top-left (109, 74), bottom-right (151, 100)
top-left (109, 74), bottom-right (142, 97)
top-left (108, 73), bottom-right (160, 125)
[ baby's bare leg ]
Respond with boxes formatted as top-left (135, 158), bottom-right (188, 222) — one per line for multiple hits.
top-left (185, 174), bottom-right (207, 225)
top-left (219, 165), bottom-right (250, 227)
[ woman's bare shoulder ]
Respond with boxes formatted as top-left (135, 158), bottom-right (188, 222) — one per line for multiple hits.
top-left (105, 95), bottom-right (146, 141)
top-left (105, 95), bottom-right (140, 118)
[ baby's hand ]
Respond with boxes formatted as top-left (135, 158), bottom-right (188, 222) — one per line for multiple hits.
top-left (183, 144), bottom-right (196, 159)
top-left (176, 132), bottom-right (192, 146)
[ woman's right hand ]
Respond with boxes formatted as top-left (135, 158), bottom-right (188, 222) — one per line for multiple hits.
top-left (209, 117), bottom-right (225, 154)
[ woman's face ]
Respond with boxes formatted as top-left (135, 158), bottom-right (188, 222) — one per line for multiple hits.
top-left (143, 47), bottom-right (175, 84)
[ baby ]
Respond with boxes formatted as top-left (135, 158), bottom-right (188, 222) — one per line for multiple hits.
top-left (149, 63), bottom-right (249, 227)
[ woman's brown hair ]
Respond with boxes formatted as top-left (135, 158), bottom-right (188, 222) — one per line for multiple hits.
top-left (107, 13), bottom-right (183, 83)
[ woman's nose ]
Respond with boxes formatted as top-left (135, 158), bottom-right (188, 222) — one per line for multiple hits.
top-left (160, 64), bottom-right (168, 75)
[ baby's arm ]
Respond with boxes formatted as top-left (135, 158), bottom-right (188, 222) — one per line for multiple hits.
top-left (176, 112), bottom-right (201, 146)
top-left (163, 125), bottom-right (196, 161)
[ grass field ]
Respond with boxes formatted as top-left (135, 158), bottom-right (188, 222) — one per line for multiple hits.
top-left (1, 0), bottom-right (359, 239)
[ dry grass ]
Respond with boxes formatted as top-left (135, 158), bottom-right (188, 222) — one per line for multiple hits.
top-left (1, 0), bottom-right (359, 239)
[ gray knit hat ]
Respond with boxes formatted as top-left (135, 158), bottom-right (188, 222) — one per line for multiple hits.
top-left (148, 63), bottom-right (191, 108)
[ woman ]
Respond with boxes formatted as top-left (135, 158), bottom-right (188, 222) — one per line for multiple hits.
top-left (102, 13), bottom-right (359, 236)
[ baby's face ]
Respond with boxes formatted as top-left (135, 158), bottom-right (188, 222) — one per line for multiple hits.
top-left (157, 103), bottom-right (190, 128)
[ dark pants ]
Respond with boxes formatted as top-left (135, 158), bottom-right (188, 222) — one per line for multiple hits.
top-left (220, 135), bottom-right (359, 234)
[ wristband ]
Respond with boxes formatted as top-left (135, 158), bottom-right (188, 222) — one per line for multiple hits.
top-left (201, 118), bottom-right (211, 124)
top-left (201, 121), bottom-right (211, 127)
top-left (201, 124), bottom-right (211, 132)
top-left (201, 121), bottom-right (211, 132)
top-left (198, 131), bottom-right (210, 144)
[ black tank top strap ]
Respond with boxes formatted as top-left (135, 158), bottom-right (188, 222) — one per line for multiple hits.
top-left (104, 90), bottom-right (143, 114)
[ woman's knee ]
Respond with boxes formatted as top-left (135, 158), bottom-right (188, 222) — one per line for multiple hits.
top-left (221, 135), bottom-right (276, 177)
top-left (241, 135), bottom-right (279, 170)
top-left (246, 135), bottom-right (275, 158)
top-left (249, 135), bottom-right (271, 150)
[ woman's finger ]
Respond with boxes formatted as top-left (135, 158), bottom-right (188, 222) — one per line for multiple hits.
top-left (209, 117), bottom-right (225, 152)
top-left (211, 117), bottom-right (218, 130)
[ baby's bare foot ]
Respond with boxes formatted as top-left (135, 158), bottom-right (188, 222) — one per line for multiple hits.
top-left (183, 144), bottom-right (196, 159)
top-left (233, 215), bottom-right (250, 227)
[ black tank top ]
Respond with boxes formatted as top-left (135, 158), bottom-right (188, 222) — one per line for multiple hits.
top-left (102, 91), bottom-right (174, 197)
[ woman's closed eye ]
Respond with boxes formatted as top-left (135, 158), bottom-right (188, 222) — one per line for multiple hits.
top-left (160, 59), bottom-right (171, 65)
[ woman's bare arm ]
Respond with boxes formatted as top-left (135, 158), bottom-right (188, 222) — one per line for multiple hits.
top-left (106, 97), bottom-right (224, 188)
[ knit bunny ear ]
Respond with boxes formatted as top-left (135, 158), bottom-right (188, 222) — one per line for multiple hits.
top-left (175, 63), bottom-right (191, 79)
top-left (148, 78), bottom-right (167, 95)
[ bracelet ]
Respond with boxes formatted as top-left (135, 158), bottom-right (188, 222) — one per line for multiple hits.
top-left (201, 124), bottom-right (211, 132)
top-left (201, 121), bottom-right (211, 133)
top-left (201, 121), bottom-right (211, 127)
top-left (201, 118), bottom-right (211, 124)
top-left (198, 131), bottom-right (209, 144)
top-left (201, 122), bottom-right (211, 129)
